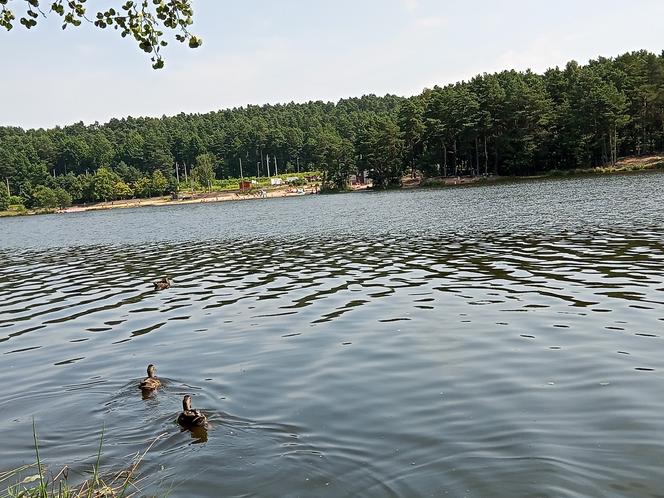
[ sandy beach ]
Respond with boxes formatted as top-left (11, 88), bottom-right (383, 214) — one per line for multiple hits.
top-left (58, 185), bottom-right (324, 214)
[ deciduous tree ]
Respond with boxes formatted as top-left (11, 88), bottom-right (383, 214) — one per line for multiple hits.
top-left (1, 0), bottom-right (201, 68)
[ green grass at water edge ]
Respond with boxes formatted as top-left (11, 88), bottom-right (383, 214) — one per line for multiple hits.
top-left (1, 423), bottom-right (164, 498)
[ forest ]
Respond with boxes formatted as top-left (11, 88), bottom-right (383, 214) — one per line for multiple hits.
top-left (2, 49), bottom-right (664, 210)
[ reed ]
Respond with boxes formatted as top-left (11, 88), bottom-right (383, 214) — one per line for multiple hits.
top-left (1, 422), bottom-right (164, 498)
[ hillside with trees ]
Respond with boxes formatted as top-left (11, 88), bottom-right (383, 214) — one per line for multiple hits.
top-left (2, 50), bottom-right (664, 209)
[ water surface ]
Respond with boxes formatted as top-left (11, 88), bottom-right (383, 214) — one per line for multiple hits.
top-left (1, 173), bottom-right (664, 497)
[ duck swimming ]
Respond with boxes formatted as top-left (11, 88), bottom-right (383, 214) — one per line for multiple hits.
top-left (153, 278), bottom-right (171, 290)
top-left (139, 364), bottom-right (161, 391)
top-left (177, 395), bottom-right (208, 428)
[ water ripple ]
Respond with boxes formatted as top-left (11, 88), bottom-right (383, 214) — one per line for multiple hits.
top-left (1, 173), bottom-right (664, 496)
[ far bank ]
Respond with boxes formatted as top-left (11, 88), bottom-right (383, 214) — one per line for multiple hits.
top-left (1, 155), bottom-right (662, 218)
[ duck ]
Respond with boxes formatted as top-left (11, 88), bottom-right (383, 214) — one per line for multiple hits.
top-left (177, 395), bottom-right (208, 428)
top-left (139, 364), bottom-right (161, 391)
top-left (153, 278), bottom-right (171, 291)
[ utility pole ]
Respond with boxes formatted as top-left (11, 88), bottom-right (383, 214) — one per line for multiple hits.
top-left (175, 162), bottom-right (180, 183)
top-left (239, 157), bottom-right (244, 183)
top-left (5, 178), bottom-right (9, 196)
top-left (275, 156), bottom-right (278, 176)
top-left (266, 154), bottom-right (271, 177)
top-left (260, 149), bottom-right (264, 177)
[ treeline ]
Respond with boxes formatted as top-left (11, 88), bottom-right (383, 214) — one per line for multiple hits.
top-left (1, 50), bottom-right (664, 209)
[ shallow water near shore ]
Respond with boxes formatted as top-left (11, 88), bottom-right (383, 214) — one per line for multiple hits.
top-left (1, 172), bottom-right (664, 497)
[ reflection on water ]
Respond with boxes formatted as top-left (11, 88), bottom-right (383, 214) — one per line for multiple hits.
top-left (1, 173), bottom-right (664, 497)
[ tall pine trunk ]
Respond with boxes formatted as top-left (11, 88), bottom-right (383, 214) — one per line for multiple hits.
top-left (494, 145), bottom-right (499, 175)
top-left (474, 136), bottom-right (480, 176)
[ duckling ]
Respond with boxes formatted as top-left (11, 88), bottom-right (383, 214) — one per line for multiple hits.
top-left (177, 395), bottom-right (208, 428)
top-left (153, 278), bottom-right (171, 291)
top-left (139, 364), bottom-right (161, 391)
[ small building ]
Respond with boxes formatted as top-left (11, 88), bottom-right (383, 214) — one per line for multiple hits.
top-left (270, 178), bottom-right (283, 186)
top-left (239, 180), bottom-right (252, 191)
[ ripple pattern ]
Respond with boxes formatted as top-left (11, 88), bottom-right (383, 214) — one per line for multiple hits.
top-left (1, 173), bottom-right (664, 497)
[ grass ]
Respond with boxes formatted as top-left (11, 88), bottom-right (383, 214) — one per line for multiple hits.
top-left (544, 156), bottom-right (664, 177)
top-left (1, 421), bottom-right (164, 498)
top-left (186, 170), bottom-right (322, 192)
top-left (0, 205), bottom-right (53, 217)
top-left (0, 208), bottom-right (24, 217)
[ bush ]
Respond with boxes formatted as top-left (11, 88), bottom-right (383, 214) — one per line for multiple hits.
top-left (288, 178), bottom-right (306, 186)
top-left (32, 186), bottom-right (59, 209)
top-left (54, 188), bottom-right (72, 209)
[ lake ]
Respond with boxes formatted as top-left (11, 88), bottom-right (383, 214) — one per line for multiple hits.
top-left (1, 172), bottom-right (663, 497)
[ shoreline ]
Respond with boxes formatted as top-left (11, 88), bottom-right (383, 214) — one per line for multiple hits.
top-left (419, 154), bottom-right (664, 188)
top-left (2, 155), bottom-right (662, 218)
top-left (58, 184), bottom-right (327, 214)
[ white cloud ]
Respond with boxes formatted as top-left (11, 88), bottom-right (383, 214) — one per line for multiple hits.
top-left (412, 16), bottom-right (447, 30)
top-left (402, 0), bottom-right (419, 11)
top-left (5, 0), bottom-right (664, 128)
top-left (493, 34), bottom-right (578, 74)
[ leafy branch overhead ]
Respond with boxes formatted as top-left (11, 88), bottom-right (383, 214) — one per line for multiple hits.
top-left (0, 0), bottom-right (202, 68)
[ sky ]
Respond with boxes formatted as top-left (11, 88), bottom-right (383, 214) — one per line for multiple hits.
top-left (2, 0), bottom-right (664, 129)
